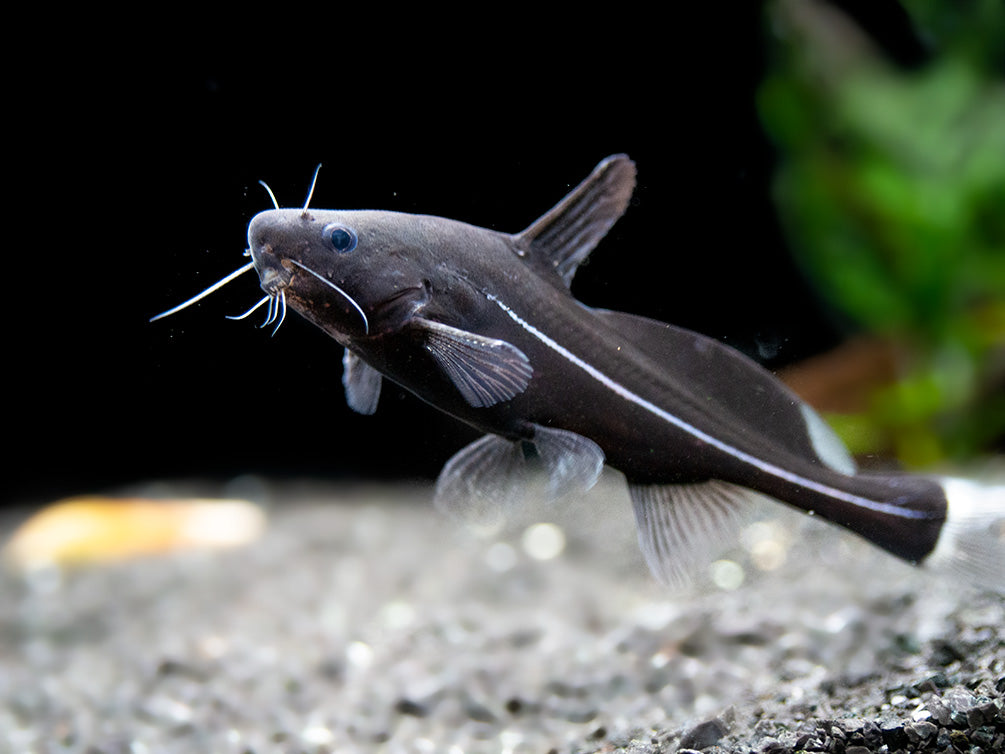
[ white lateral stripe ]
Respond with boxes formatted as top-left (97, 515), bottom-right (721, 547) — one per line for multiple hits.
top-left (486, 294), bottom-right (931, 520)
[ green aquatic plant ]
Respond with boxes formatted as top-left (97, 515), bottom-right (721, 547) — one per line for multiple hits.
top-left (760, 0), bottom-right (1005, 466)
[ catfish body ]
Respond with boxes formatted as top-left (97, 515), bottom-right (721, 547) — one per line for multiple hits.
top-left (175, 156), bottom-right (1004, 587)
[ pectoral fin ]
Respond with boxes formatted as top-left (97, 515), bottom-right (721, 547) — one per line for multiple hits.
top-left (629, 480), bottom-right (757, 588)
top-left (434, 425), bottom-right (605, 528)
top-left (417, 318), bottom-right (532, 407)
top-left (342, 349), bottom-right (382, 415)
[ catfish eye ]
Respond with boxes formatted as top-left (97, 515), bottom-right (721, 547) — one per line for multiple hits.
top-left (323, 223), bottom-right (358, 253)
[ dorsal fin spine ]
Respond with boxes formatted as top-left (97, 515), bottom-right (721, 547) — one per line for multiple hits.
top-left (516, 154), bottom-right (637, 286)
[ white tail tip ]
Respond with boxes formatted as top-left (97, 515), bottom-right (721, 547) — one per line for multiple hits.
top-left (925, 477), bottom-right (1005, 592)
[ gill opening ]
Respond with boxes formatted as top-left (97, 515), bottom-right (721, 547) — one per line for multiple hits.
top-left (288, 259), bottom-right (370, 335)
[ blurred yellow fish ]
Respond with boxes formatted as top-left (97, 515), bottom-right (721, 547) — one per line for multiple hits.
top-left (3, 496), bottom-right (265, 568)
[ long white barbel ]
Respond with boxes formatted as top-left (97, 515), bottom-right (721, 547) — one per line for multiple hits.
top-left (150, 261), bottom-right (256, 322)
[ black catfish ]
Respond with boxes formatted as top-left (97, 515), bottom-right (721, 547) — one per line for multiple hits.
top-left (153, 156), bottom-right (1003, 587)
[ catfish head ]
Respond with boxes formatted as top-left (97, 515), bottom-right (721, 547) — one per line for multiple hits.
top-left (247, 208), bottom-right (442, 343)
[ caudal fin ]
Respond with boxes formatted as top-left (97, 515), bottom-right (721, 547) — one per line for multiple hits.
top-left (923, 477), bottom-right (1005, 591)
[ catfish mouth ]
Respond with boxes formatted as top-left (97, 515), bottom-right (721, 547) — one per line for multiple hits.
top-left (257, 264), bottom-right (291, 296)
top-left (249, 242), bottom-right (294, 296)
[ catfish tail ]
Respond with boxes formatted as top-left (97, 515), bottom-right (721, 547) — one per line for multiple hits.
top-left (789, 470), bottom-right (1004, 591)
top-left (924, 476), bottom-right (1005, 588)
top-left (799, 472), bottom-right (947, 563)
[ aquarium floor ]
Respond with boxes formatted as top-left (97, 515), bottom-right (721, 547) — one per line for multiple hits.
top-left (2, 472), bottom-right (1002, 753)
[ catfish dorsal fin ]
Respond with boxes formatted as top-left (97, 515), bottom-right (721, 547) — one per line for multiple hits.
top-left (516, 154), bottom-right (636, 287)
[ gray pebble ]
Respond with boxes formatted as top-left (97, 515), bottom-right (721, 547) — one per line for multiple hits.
top-left (905, 719), bottom-right (938, 743)
top-left (679, 718), bottom-right (728, 750)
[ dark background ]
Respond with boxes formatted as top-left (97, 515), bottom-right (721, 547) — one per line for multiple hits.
top-left (8, 2), bottom-right (923, 507)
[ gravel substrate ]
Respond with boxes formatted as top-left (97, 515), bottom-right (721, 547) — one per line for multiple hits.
top-left (2, 472), bottom-right (1003, 753)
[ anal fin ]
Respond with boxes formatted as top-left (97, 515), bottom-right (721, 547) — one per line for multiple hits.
top-left (629, 480), bottom-right (757, 588)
